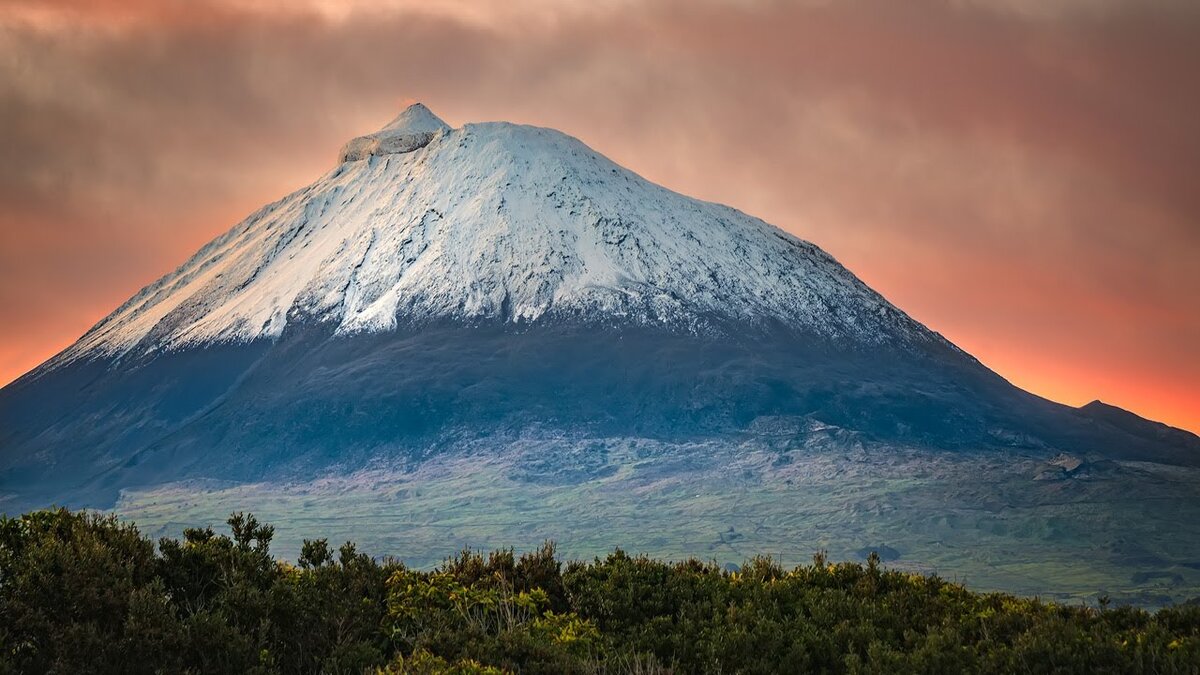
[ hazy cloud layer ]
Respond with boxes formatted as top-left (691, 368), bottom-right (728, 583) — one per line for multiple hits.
top-left (1, 0), bottom-right (1197, 430)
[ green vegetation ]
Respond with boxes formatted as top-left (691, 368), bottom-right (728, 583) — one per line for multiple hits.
top-left (117, 442), bottom-right (1200, 606)
top-left (3, 509), bottom-right (1200, 674)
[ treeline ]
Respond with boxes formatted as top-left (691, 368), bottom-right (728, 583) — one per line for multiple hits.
top-left (1, 509), bottom-right (1198, 674)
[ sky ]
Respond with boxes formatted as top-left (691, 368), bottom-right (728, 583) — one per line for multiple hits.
top-left (0, 0), bottom-right (1197, 433)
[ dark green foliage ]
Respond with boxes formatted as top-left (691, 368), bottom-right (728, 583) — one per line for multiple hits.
top-left (1, 509), bottom-right (397, 674)
top-left (561, 551), bottom-right (1200, 674)
top-left (2, 509), bottom-right (1199, 674)
top-left (0, 509), bottom-right (171, 674)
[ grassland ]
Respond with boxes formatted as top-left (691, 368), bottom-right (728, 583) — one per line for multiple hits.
top-left (116, 431), bottom-right (1200, 607)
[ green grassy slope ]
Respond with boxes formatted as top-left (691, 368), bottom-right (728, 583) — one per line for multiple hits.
top-left (115, 439), bottom-right (1200, 607)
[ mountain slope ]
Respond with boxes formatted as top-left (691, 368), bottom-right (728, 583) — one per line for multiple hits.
top-left (1, 104), bottom-right (1196, 511)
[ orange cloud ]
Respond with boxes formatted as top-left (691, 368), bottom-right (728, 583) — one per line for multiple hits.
top-left (0, 0), bottom-right (1196, 432)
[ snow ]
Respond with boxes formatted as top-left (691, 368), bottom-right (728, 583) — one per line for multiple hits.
top-left (51, 105), bottom-right (944, 369)
top-left (337, 103), bottom-right (450, 162)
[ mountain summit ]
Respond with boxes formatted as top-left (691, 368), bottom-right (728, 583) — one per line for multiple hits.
top-left (1, 105), bottom-right (1196, 510)
top-left (50, 103), bottom-right (934, 370)
top-left (338, 102), bottom-right (450, 161)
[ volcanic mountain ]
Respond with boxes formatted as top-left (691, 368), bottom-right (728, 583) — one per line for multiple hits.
top-left (1, 104), bottom-right (1196, 511)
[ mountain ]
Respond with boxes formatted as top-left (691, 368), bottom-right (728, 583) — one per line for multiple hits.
top-left (1, 104), bottom-right (1197, 513)
top-left (45, 103), bottom-right (936, 364)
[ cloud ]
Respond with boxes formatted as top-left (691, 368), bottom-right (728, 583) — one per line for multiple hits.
top-left (0, 0), bottom-right (1197, 430)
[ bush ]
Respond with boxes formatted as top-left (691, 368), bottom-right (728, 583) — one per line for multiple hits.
top-left (1, 509), bottom-right (1197, 674)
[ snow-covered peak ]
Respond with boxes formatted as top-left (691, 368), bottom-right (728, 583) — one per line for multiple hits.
top-left (52, 112), bottom-right (947, 369)
top-left (379, 103), bottom-right (449, 135)
top-left (338, 103), bottom-right (450, 162)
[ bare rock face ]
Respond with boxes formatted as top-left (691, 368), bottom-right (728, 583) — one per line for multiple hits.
top-left (1049, 453), bottom-right (1085, 473)
top-left (1034, 453), bottom-right (1086, 480)
top-left (337, 103), bottom-right (450, 162)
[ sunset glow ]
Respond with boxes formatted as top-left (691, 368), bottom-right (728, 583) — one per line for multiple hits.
top-left (1, 0), bottom-right (1196, 432)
